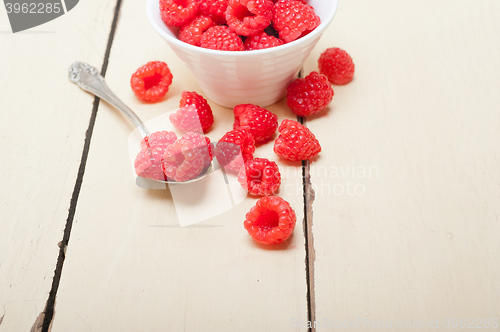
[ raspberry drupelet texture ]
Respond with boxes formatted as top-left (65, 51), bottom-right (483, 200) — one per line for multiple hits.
top-left (200, 25), bottom-right (246, 51)
top-left (215, 128), bottom-right (255, 173)
top-left (244, 196), bottom-right (296, 245)
top-left (169, 91), bottom-right (214, 133)
top-left (318, 47), bottom-right (355, 85)
top-left (130, 61), bottom-right (173, 102)
top-left (225, 0), bottom-right (274, 36)
top-left (286, 71), bottom-right (333, 117)
top-left (238, 158), bottom-right (281, 196)
top-left (160, 0), bottom-right (201, 27)
top-left (199, 0), bottom-right (229, 24)
top-left (162, 132), bottom-right (212, 182)
top-left (273, 119), bottom-right (321, 161)
top-left (179, 16), bottom-right (215, 46)
top-left (134, 131), bottom-right (178, 181)
top-left (233, 104), bottom-right (278, 144)
top-left (272, 0), bottom-right (320, 43)
top-left (244, 31), bottom-right (284, 50)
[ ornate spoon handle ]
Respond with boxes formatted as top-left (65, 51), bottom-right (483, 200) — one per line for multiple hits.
top-left (68, 62), bottom-right (150, 138)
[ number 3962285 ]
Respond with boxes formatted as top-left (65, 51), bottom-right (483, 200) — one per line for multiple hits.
top-left (5, 3), bottom-right (62, 14)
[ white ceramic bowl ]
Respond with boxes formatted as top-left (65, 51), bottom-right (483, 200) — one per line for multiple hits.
top-left (146, 0), bottom-right (338, 108)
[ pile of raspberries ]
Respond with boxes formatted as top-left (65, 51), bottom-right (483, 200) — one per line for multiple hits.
top-left (160, 0), bottom-right (321, 51)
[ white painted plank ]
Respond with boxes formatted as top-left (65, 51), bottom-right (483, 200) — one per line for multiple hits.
top-left (0, 2), bottom-right (117, 331)
top-left (51, 0), bottom-right (308, 330)
top-left (304, 0), bottom-right (500, 328)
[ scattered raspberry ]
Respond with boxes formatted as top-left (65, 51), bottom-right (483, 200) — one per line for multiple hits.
top-left (244, 31), bottom-right (284, 50)
top-left (134, 131), bottom-right (178, 181)
top-left (159, 0), bottom-right (200, 27)
top-left (179, 16), bottom-right (214, 46)
top-left (244, 196), bottom-right (296, 245)
top-left (273, 119), bottom-right (321, 161)
top-left (272, 0), bottom-right (320, 43)
top-left (200, 25), bottom-right (246, 51)
top-left (130, 61), bottom-right (173, 102)
top-left (170, 91), bottom-right (214, 133)
top-left (238, 158), bottom-right (281, 196)
top-left (199, 0), bottom-right (228, 24)
top-left (226, 0), bottom-right (274, 36)
top-left (286, 71), bottom-right (333, 117)
top-left (215, 128), bottom-right (255, 173)
top-left (233, 104), bottom-right (278, 143)
top-left (318, 47), bottom-right (355, 85)
top-left (162, 132), bottom-right (212, 182)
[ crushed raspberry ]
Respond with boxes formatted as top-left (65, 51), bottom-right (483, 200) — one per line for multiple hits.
top-left (160, 0), bottom-right (201, 27)
top-left (273, 119), bottom-right (321, 161)
top-left (169, 91), bottom-right (214, 133)
top-left (179, 16), bottom-right (214, 46)
top-left (244, 31), bottom-right (284, 50)
top-left (130, 61), bottom-right (173, 102)
top-left (134, 131), bottom-right (178, 181)
top-left (162, 132), bottom-right (212, 182)
top-left (225, 0), bottom-right (274, 36)
top-left (272, 0), bottom-right (320, 43)
top-left (233, 104), bottom-right (278, 144)
top-left (200, 25), bottom-right (246, 51)
top-left (215, 128), bottom-right (255, 173)
top-left (238, 158), bottom-right (281, 196)
top-left (199, 0), bottom-right (229, 24)
top-left (318, 47), bottom-right (355, 85)
top-left (244, 196), bottom-right (296, 245)
top-left (286, 71), bottom-right (333, 117)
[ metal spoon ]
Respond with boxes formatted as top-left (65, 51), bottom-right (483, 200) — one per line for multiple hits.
top-left (68, 61), bottom-right (212, 184)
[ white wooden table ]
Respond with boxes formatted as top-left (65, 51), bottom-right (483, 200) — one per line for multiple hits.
top-left (1, 1), bottom-right (499, 331)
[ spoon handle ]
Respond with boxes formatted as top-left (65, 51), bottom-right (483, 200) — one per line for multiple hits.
top-left (68, 62), bottom-right (150, 138)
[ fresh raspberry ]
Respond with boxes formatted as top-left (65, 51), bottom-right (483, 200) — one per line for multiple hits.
top-left (286, 71), bottom-right (333, 117)
top-left (225, 0), bottom-right (274, 36)
top-left (272, 0), bottom-right (320, 43)
top-left (244, 31), bottom-right (284, 50)
top-left (179, 16), bottom-right (214, 46)
top-left (199, 0), bottom-right (229, 24)
top-left (244, 196), bottom-right (296, 245)
top-left (273, 119), bottom-right (320, 161)
top-left (238, 158), bottom-right (281, 196)
top-left (215, 128), bottom-right (255, 173)
top-left (160, 0), bottom-right (201, 27)
top-left (233, 104), bottom-right (278, 144)
top-left (169, 91), bottom-right (214, 133)
top-left (318, 47), bottom-right (355, 85)
top-left (134, 131), bottom-right (178, 181)
top-left (130, 61), bottom-right (173, 102)
top-left (162, 132), bottom-right (212, 182)
top-left (200, 25), bottom-right (246, 51)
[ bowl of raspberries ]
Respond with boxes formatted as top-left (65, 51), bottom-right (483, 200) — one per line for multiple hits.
top-left (146, 0), bottom-right (338, 108)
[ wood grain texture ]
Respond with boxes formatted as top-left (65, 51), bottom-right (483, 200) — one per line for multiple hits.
top-left (303, 0), bottom-right (500, 330)
top-left (0, 3), bottom-right (116, 331)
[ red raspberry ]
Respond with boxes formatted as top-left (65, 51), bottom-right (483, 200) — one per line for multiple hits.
top-left (162, 132), bottom-right (212, 182)
top-left (286, 71), bottom-right (333, 117)
top-left (244, 196), bottom-right (296, 245)
top-left (130, 61), bottom-right (173, 102)
top-left (273, 119), bottom-right (320, 161)
top-left (233, 104), bottom-right (278, 144)
top-left (272, 0), bottom-right (320, 43)
top-left (200, 25), bottom-right (246, 51)
top-left (134, 131), bottom-right (178, 181)
top-left (170, 91), bottom-right (214, 133)
top-left (199, 0), bottom-right (229, 24)
top-left (215, 128), bottom-right (255, 173)
top-left (238, 158), bottom-right (281, 196)
top-left (160, 0), bottom-right (201, 27)
top-left (226, 0), bottom-right (274, 36)
top-left (179, 16), bottom-right (214, 46)
top-left (318, 47), bottom-right (355, 85)
top-left (244, 31), bottom-right (284, 50)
